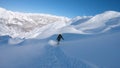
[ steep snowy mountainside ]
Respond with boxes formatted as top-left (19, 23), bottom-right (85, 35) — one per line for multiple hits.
top-left (0, 7), bottom-right (120, 39)
top-left (0, 7), bottom-right (120, 68)
top-left (74, 11), bottom-right (120, 33)
top-left (0, 7), bottom-right (70, 38)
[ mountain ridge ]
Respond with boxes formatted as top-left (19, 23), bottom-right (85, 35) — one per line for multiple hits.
top-left (0, 7), bottom-right (120, 39)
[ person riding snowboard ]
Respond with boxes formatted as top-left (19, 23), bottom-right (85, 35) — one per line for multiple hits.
top-left (56, 34), bottom-right (64, 45)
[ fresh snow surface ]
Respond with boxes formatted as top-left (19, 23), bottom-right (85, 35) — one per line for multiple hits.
top-left (0, 36), bottom-right (99, 68)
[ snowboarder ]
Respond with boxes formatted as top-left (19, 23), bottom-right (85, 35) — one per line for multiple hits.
top-left (56, 34), bottom-right (64, 45)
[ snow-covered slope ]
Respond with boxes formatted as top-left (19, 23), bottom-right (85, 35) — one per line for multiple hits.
top-left (0, 37), bottom-right (98, 68)
top-left (1, 7), bottom-right (120, 39)
top-left (0, 7), bottom-right (70, 39)
top-left (0, 7), bottom-right (120, 68)
top-left (75, 11), bottom-right (120, 33)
